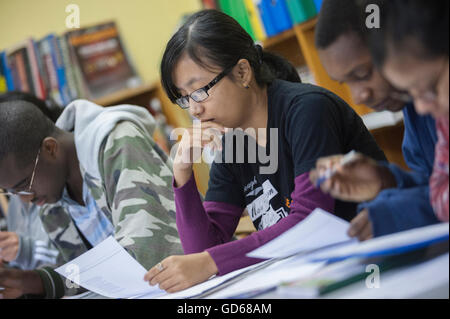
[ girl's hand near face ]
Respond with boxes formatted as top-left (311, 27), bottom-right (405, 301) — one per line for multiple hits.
top-left (173, 121), bottom-right (225, 188)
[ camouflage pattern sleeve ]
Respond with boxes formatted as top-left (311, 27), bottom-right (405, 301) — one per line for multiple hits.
top-left (38, 203), bottom-right (90, 264)
top-left (36, 204), bottom-right (90, 298)
top-left (98, 121), bottom-right (183, 270)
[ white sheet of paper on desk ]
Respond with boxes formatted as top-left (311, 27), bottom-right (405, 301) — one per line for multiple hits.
top-left (311, 222), bottom-right (450, 262)
top-left (247, 208), bottom-right (354, 259)
top-left (55, 236), bottom-right (165, 299)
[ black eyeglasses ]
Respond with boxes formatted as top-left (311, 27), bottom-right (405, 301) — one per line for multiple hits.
top-left (0, 148), bottom-right (41, 196)
top-left (175, 65), bottom-right (234, 109)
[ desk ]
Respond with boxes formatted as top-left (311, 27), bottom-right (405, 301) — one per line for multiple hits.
top-left (74, 252), bottom-right (448, 300)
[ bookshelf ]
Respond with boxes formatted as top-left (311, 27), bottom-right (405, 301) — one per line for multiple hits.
top-left (262, 17), bottom-right (408, 169)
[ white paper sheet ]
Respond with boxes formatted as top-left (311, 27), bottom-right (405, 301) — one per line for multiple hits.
top-left (55, 236), bottom-right (165, 299)
top-left (247, 208), bottom-right (355, 259)
top-left (206, 255), bottom-right (327, 299)
top-left (311, 222), bottom-right (450, 262)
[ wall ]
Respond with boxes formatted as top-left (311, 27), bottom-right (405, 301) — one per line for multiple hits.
top-left (0, 0), bottom-right (202, 83)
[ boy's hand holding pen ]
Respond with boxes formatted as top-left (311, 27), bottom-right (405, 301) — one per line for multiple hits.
top-left (309, 151), bottom-right (397, 203)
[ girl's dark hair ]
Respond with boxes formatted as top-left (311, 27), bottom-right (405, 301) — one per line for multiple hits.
top-left (365, 0), bottom-right (449, 68)
top-left (161, 10), bottom-right (301, 103)
top-left (0, 91), bottom-right (62, 123)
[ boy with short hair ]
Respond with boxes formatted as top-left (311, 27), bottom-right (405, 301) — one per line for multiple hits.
top-left (0, 99), bottom-right (182, 299)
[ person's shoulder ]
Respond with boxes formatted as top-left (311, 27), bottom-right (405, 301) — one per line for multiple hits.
top-left (271, 80), bottom-right (344, 113)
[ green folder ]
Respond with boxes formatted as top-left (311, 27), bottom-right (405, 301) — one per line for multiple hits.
top-left (285, 0), bottom-right (317, 24)
top-left (219, 0), bottom-right (256, 41)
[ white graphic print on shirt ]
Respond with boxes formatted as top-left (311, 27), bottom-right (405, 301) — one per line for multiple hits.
top-left (245, 179), bottom-right (288, 230)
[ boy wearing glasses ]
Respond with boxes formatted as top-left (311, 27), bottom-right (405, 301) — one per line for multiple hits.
top-left (0, 99), bottom-right (182, 299)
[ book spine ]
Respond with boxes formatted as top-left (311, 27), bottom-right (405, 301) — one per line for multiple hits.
top-left (256, 0), bottom-right (278, 37)
top-left (40, 36), bottom-right (63, 105)
top-left (58, 35), bottom-right (80, 101)
top-left (0, 56), bottom-right (7, 93)
top-left (49, 34), bottom-right (70, 105)
top-left (202, 0), bottom-right (217, 9)
top-left (244, 0), bottom-right (267, 41)
top-left (27, 38), bottom-right (47, 99)
top-left (267, 0), bottom-right (293, 33)
top-left (15, 51), bottom-right (30, 92)
top-left (0, 51), bottom-right (14, 91)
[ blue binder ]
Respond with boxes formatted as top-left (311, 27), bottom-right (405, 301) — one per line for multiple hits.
top-left (258, 0), bottom-right (293, 37)
top-left (0, 51), bottom-right (15, 91)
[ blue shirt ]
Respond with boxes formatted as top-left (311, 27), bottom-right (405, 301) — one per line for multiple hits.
top-left (358, 104), bottom-right (440, 236)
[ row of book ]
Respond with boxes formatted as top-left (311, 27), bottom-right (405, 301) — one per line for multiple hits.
top-left (0, 21), bottom-right (141, 107)
top-left (202, 0), bottom-right (323, 40)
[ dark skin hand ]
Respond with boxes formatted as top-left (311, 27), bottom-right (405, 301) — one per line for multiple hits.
top-left (0, 263), bottom-right (44, 299)
top-left (348, 209), bottom-right (373, 241)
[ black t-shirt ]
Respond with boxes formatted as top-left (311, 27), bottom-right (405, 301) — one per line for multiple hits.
top-left (205, 79), bottom-right (386, 230)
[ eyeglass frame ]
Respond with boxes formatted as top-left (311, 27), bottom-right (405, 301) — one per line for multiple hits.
top-left (0, 148), bottom-right (41, 196)
top-left (175, 65), bottom-right (235, 109)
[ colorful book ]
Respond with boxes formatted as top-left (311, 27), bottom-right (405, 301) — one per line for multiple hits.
top-left (26, 38), bottom-right (47, 99)
top-left (257, 0), bottom-right (293, 36)
top-left (37, 36), bottom-right (64, 106)
top-left (0, 51), bottom-right (15, 91)
top-left (202, 0), bottom-right (218, 9)
top-left (219, 0), bottom-right (256, 40)
top-left (244, 0), bottom-right (267, 41)
top-left (65, 21), bottom-right (142, 100)
top-left (313, 0), bottom-right (323, 12)
top-left (59, 35), bottom-right (81, 101)
top-left (285, 0), bottom-right (317, 25)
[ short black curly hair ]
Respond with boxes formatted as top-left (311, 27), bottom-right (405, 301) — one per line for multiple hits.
top-left (315, 0), bottom-right (366, 50)
top-left (0, 100), bottom-right (56, 169)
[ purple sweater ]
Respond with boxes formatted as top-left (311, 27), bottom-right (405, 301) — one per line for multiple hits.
top-left (173, 172), bottom-right (335, 276)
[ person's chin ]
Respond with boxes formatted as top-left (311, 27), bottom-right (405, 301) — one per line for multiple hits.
top-left (370, 98), bottom-right (404, 113)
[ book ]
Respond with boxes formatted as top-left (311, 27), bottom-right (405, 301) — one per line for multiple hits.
top-left (244, 0), bottom-right (267, 41)
top-left (0, 51), bottom-right (15, 91)
top-left (65, 21), bottom-right (142, 100)
top-left (26, 38), bottom-right (47, 99)
top-left (219, 0), bottom-right (257, 40)
top-left (202, 0), bottom-right (218, 9)
top-left (255, 0), bottom-right (277, 37)
top-left (285, 0), bottom-right (317, 25)
top-left (278, 241), bottom-right (449, 298)
top-left (36, 35), bottom-right (66, 106)
top-left (58, 35), bottom-right (79, 101)
top-left (0, 53), bottom-right (7, 93)
top-left (257, 0), bottom-right (293, 36)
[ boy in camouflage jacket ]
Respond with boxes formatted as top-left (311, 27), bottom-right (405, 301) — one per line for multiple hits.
top-left (0, 100), bottom-right (182, 299)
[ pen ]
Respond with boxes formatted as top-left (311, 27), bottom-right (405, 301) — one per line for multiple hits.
top-left (316, 150), bottom-right (358, 187)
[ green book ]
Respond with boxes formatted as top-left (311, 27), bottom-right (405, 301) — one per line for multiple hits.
top-left (219, 0), bottom-right (256, 40)
top-left (285, 0), bottom-right (317, 24)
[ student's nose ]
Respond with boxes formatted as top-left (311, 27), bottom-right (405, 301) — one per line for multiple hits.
top-left (349, 84), bottom-right (371, 106)
top-left (189, 99), bottom-right (205, 119)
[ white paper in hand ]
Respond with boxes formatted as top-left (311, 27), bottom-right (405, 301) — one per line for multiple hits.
top-left (55, 236), bottom-right (165, 299)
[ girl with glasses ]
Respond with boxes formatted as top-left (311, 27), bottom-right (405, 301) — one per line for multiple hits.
top-left (144, 9), bottom-right (386, 293)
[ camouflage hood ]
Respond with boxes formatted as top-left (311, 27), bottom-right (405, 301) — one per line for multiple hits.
top-left (56, 100), bottom-right (157, 180)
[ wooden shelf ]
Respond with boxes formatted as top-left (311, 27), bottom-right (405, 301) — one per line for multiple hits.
top-left (262, 28), bottom-right (296, 49)
top-left (93, 83), bottom-right (158, 106)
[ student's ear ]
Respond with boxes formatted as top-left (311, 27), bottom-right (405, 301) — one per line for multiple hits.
top-left (41, 137), bottom-right (59, 160)
top-left (233, 59), bottom-right (253, 89)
